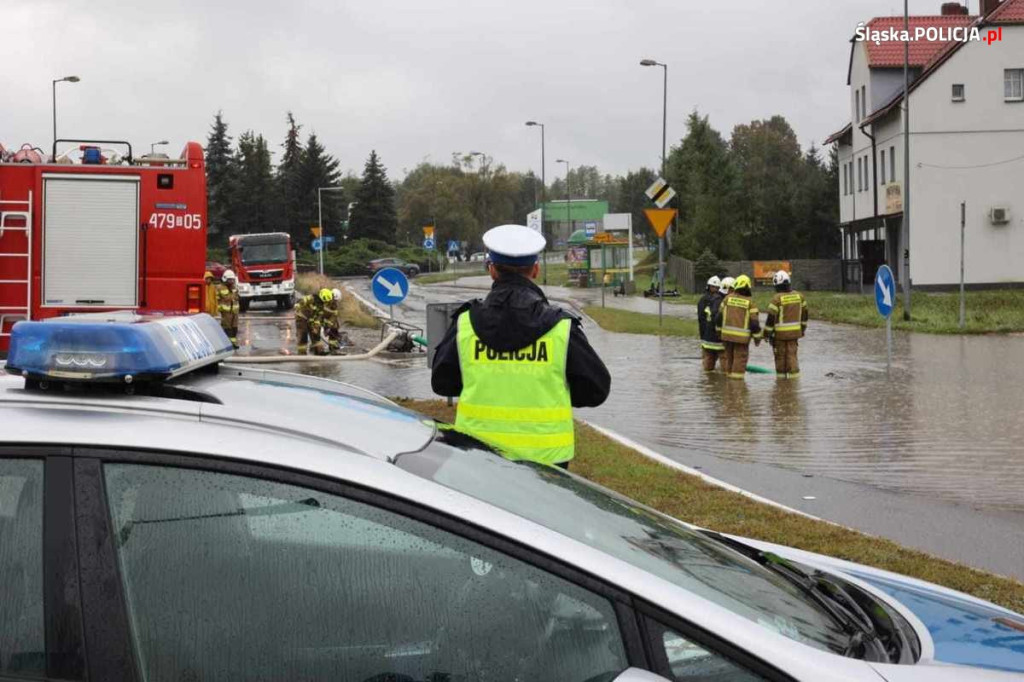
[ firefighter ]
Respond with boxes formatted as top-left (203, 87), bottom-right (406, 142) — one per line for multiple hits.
top-left (764, 270), bottom-right (808, 379)
top-left (294, 289), bottom-right (329, 354)
top-left (203, 271), bottom-right (219, 318)
top-left (697, 276), bottom-right (724, 371)
top-left (322, 288), bottom-right (351, 354)
top-left (431, 224), bottom-right (610, 470)
top-left (714, 274), bottom-right (761, 380)
top-left (719, 276), bottom-right (735, 297)
top-left (217, 270), bottom-right (241, 348)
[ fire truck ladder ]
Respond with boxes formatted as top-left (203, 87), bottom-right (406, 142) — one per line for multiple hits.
top-left (0, 191), bottom-right (33, 340)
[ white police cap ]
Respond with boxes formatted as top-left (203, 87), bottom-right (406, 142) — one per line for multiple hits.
top-left (482, 224), bottom-right (546, 265)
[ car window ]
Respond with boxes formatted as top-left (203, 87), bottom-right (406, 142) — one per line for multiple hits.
top-left (397, 429), bottom-right (850, 655)
top-left (646, 619), bottom-right (767, 682)
top-left (0, 459), bottom-right (45, 677)
top-left (104, 463), bottom-right (629, 682)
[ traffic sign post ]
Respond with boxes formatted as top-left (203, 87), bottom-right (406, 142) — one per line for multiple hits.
top-left (371, 267), bottom-right (409, 320)
top-left (875, 264), bottom-right (895, 374)
top-left (643, 208), bottom-right (677, 326)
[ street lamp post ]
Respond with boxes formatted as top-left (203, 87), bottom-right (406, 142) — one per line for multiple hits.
top-left (525, 121), bottom-right (547, 283)
top-left (317, 186), bottom-right (345, 275)
top-left (641, 58), bottom-right (669, 324)
top-left (556, 159), bottom-right (571, 278)
top-left (150, 140), bottom-right (169, 155)
top-left (52, 75), bottom-right (80, 157)
top-left (901, 0), bottom-right (912, 320)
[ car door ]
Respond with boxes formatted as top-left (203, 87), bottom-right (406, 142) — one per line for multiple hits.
top-left (71, 448), bottom-right (651, 682)
top-left (0, 450), bottom-right (87, 682)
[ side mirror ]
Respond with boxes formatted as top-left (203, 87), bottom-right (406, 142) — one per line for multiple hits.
top-left (613, 668), bottom-right (672, 682)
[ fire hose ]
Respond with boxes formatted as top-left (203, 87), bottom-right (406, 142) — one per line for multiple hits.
top-left (225, 331), bottom-right (399, 364)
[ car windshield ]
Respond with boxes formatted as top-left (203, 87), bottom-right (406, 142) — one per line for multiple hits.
top-left (240, 242), bottom-right (289, 264)
top-left (396, 428), bottom-right (851, 656)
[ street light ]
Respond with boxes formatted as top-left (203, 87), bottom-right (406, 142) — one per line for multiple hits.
top-left (556, 159), bottom-right (571, 252)
top-left (52, 75), bottom-right (80, 157)
top-left (525, 121), bottom-right (548, 283)
top-left (317, 186), bottom-right (345, 275)
top-left (639, 59), bottom-right (667, 177)
top-left (150, 140), bottom-right (169, 155)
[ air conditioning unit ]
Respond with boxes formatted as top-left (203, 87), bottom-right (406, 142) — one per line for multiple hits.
top-left (990, 206), bottom-right (1011, 225)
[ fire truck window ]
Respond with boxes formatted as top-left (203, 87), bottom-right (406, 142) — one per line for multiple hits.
top-left (157, 174), bottom-right (173, 190)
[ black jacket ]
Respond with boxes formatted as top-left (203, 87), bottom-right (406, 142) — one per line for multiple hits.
top-left (430, 274), bottom-right (611, 407)
top-left (696, 290), bottom-right (723, 343)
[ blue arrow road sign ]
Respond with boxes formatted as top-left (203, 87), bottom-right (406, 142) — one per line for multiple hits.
top-left (423, 237), bottom-right (436, 250)
top-left (311, 238), bottom-right (322, 252)
top-left (371, 267), bottom-right (409, 306)
top-left (875, 264), bottom-right (895, 318)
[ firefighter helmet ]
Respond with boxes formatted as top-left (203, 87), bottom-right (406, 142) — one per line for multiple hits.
top-left (719, 276), bottom-right (735, 293)
top-left (332, 288), bottom-right (342, 301)
top-left (222, 270), bottom-right (237, 282)
top-left (707, 276), bottom-right (721, 289)
top-left (318, 288), bottom-right (333, 304)
top-left (734, 274), bottom-right (753, 290)
top-left (773, 270), bottom-right (791, 286)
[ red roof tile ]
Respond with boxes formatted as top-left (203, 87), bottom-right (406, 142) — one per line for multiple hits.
top-left (863, 15), bottom-right (976, 67)
top-left (989, 0), bottom-right (1024, 23)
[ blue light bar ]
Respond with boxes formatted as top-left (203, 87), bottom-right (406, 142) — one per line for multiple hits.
top-left (4, 312), bottom-right (234, 383)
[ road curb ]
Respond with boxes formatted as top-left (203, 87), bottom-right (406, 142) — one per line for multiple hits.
top-left (580, 420), bottom-right (825, 522)
top-left (343, 284), bottom-right (390, 319)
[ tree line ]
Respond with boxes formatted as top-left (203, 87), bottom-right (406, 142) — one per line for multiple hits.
top-left (205, 109), bottom-right (838, 262)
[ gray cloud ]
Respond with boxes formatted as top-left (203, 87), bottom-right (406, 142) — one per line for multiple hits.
top-left (3, 0), bottom-right (944, 179)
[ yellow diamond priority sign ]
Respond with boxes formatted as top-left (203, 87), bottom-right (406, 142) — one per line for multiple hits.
top-left (643, 208), bottom-right (676, 238)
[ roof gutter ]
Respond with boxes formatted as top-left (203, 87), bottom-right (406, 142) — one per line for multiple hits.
top-left (858, 121), bottom-right (879, 219)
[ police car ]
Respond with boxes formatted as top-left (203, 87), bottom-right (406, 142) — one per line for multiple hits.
top-left (1, 313), bottom-right (1022, 682)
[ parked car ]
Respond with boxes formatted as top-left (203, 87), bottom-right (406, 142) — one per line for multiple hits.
top-left (205, 260), bottom-right (227, 279)
top-left (2, 314), bottom-right (1023, 682)
top-left (367, 257), bottom-right (420, 278)
top-left (469, 251), bottom-right (487, 262)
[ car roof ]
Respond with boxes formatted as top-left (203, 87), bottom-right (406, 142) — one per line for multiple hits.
top-left (0, 364), bottom-right (435, 461)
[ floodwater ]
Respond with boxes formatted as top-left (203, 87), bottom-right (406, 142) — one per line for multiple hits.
top-left (239, 284), bottom-right (1024, 515)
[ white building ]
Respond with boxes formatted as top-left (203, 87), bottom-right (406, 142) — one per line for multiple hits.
top-left (825, 0), bottom-right (1024, 289)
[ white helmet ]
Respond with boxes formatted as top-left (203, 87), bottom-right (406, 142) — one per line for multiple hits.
top-left (719, 276), bottom-right (735, 293)
top-left (222, 269), bottom-right (237, 282)
top-left (332, 288), bottom-right (342, 300)
top-left (773, 270), bottom-right (791, 286)
top-left (707, 275), bottom-right (721, 289)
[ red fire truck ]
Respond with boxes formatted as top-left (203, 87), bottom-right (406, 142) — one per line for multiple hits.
top-left (0, 139), bottom-right (208, 352)
top-left (228, 232), bottom-right (295, 311)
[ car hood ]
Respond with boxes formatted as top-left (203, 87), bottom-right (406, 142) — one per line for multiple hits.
top-left (733, 536), bottom-right (1024, 675)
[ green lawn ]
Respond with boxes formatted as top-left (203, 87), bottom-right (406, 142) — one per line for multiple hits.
top-left (398, 400), bottom-right (1024, 614)
top-left (583, 306), bottom-right (698, 337)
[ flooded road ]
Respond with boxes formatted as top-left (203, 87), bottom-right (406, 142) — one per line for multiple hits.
top-left (238, 283), bottom-right (1024, 576)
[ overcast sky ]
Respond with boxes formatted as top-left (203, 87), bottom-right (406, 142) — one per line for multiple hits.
top-left (5, 0), bottom-right (965, 181)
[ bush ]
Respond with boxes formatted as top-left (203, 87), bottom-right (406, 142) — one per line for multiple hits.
top-left (694, 248), bottom-right (721, 287)
top-left (319, 239), bottom-right (443, 276)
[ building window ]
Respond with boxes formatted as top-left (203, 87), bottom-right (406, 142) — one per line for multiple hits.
top-left (861, 85), bottom-right (867, 118)
top-left (854, 90), bottom-right (860, 123)
top-left (889, 146), bottom-right (896, 182)
top-left (1005, 69), bottom-right (1023, 101)
top-left (842, 163), bottom-right (848, 195)
top-left (856, 158), bottom-right (861, 192)
top-left (952, 83), bottom-right (965, 102)
top-left (881, 150), bottom-right (887, 184)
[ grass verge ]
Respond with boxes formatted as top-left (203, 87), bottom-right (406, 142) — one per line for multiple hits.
top-left (295, 272), bottom-right (380, 329)
top-left (583, 306), bottom-right (698, 337)
top-left (397, 399), bottom-right (1024, 613)
top-left (641, 287), bottom-right (1024, 334)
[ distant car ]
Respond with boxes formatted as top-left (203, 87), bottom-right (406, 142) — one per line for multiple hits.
top-left (469, 252), bottom-right (487, 262)
top-left (367, 257), bottom-right (419, 278)
top-left (205, 260), bottom-right (227, 279)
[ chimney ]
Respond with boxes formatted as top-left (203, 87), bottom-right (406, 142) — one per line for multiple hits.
top-left (981, 0), bottom-right (1003, 15)
top-left (940, 2), bottom-right (968, 14)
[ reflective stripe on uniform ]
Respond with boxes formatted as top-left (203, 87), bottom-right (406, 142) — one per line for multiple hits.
top-left (720, 294), bottom-right (752, 343)
top-left (700, 341), bottom-right (725, 351)
top-left (456, 403), bottom-right (573, 423)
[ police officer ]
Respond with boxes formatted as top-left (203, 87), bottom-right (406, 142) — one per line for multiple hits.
top-left (431, 224), bottom-right (610, 469)
top-left (294, 289), bottom-right (329, 354)
top-left (697, 276), bottom-right (724, 371)
top-left (217, 270), bottom-right (241, 348)
top-left (764, 270), bottom-right (808, 379)
top-left (714, 274), bottom-right (762, 380)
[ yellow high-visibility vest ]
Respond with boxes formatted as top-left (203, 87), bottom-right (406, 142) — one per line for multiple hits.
top-left (455, 311), bottom-right (574, 465)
